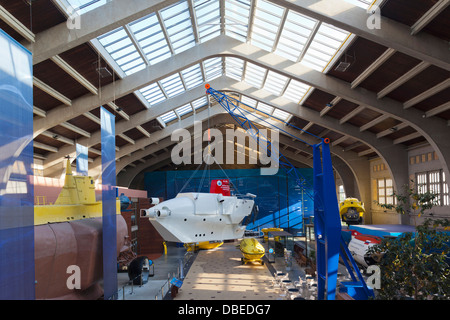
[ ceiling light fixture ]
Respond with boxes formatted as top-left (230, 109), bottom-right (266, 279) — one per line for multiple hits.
top-left (334, 52), bottom-right (356, 72)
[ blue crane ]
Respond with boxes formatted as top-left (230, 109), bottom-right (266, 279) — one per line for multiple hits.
top-left (205, 84), bottom-right (374, 300)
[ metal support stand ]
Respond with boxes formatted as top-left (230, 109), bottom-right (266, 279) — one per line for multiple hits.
top-left (313, 141), bottom-right (341, 300)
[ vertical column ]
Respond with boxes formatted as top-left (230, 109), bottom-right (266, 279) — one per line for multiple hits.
top-left (313, 144), bottom-right (325, 300)
top-left (76, 144), bottom-right (88, 176)
top-left (100, 107), bottom-right (117, 300)
top-left (320, 141), bottom-right (341, 300)
top-left (0, 30), bottom-right (35, 299)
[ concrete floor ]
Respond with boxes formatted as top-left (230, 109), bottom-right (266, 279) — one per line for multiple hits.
top-left (117, 237), bottom-right (355, 300)
top-left (173, 241), bottom-right (279, 300)
top-left (117, 244), bottom-right (190, 300)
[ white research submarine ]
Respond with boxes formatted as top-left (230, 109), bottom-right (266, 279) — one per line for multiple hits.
top-left (141, 179), bottom-right (256, 243)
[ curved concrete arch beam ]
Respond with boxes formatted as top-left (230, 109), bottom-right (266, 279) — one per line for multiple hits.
top-left (114, 111), bottom-right (370, 209)
top-left (36, 36), bottom-right (449, 182)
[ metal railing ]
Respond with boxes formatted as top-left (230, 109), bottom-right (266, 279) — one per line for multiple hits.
top-left (118, 263), bottom-right (154, 300)
top-left (117, 250), bottom-right (195, 300)
top-left (154, 250), bottom-right (195, 300)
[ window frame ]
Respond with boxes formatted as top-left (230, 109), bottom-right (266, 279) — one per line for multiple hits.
top-left (377, 177), bottom-right (394, 206)
top-left (415, 170), bottom-right (449, 206)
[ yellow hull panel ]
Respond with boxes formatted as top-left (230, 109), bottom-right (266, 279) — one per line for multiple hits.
top-left (34, 200), bottom-right (121, 225)
top-left (241, 252), bottom-right (265, 261)
top-left (339, 198), bottom-right (365, 217)
top-left (184, 241), bottom-right (224, 251)
top-left (197, 241), bottom-right (223, 250)
top-left (34, 159), bottom-right (121, 225)
top-left (239, 238), bottom-right (265, 263)
top-left (261, 227), bottom-right (283, 241)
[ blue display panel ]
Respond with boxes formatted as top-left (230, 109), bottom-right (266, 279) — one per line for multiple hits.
top-left (0, 30), bottom-right (35, 299)
top-left (100, 107), bottom-right (117, 300)
top-left (76, 144), bottom-right (88, 176)
top-left (145, 168), bottom-right (314, 235)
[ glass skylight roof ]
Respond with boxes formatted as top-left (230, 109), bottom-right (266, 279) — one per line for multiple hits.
top-left (224, 0), bottom-right (251, 42)
top-left (128, 13), bottom-right (172, 65)
top-left (191, 96), bottom-right (208, 110)
top-left (240, 95), bottom-right (257, 108)
top-left (263, 71), bottom-right (288, 96)
top-left (344, 0), bottom-right (374, 9)
top-left (139, 83), bottom-right (166, 106)
top-left (181, 64), bottom-right (204, 89)
top-left (244, 62), bottom-right (266, 89)
top-left (250, 0), bottom-right (285, 52)
top-left (158, 96), bottom-right (209, 124)
top-left (135, 52), bottom-right (306, 128)
top-left (160, 73), bottom-right (185, 98)
top-left (91, 0), bottom-right (359, 129)
top-left (283, 79), bottom-right (312, 104)
top-left (160, 1), bottom-right (196, 54)
top-left (274, 11), bottom-right (318, 62)
top-left (175, 104), bottom-right (193, 117)
top-left (193, 0), bottom-right (221, 43)
top-left (160, 110), bottom-right (177, 123)
top-left (97, 27), bottom-right (146, 75)
top-left (272, 108), bottom-right (290, 121)
top-left (203, 57), bottom-right (223, 81)
top-left (256, 102), bottom-right (274, 114)
top-left (95, 0), bottom-right (354, 80)
top-left (138, 63), bottom-right (205, 106)
top-left (225, 57), bottom-right (244, 81)
top-left (302, 23), bottom-right (351, 71)
top-left (66, 0), bottom-right (107, 14)
top-left (239, 95), bottom-right (292, 123)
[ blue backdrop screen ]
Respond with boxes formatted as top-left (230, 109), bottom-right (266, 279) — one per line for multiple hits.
top-left (145, 168), bottom-right (313, 235)
top-left (101, 107), bottom-right (117, 300)
top-left (0, 29), bottom-right (35, 299)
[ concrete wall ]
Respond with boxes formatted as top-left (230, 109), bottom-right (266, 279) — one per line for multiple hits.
top-left (369, 144), bottom-right (450, 226)
top-left (369, 158), bottom-right (401, 225)
top-left (407, 144), bottom-right (450, 224)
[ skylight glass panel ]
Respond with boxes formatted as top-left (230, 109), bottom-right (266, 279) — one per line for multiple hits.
top-left (256, 102), bottom-right (274, 115)
top-left (283, 79), bottom-right (311, 103)
top-left (139, 83), bottom-right (166, 106)
top-left (225, 57), bottom-right (244, 81)
top-left (176, 104), bottom-right (193, 117)
top-left (160, 73), bottom-right (185, 98)
top-left (98, 27), bottom-right (145, 75)
top-left (66, 0), bottom-right (107, 14)
top-left (194, 0), bottom-right (221, 43)
top-left (272, 108), bottom-right (291, 121)
top-left (250, 0), bottom-right (285, 52)
top-left (244, 62), bottom-right (266, 89)
top-left (203, 57), bottom-right (223, 81)
top-left (343, 0), bottom-right (373, 9)
top-left (302, 23), bottom-right (351, 72)
top-left (225, 0), bottom-right (251, 42)
top-left (274, 11), bottom-right (318, 62)
top-left (240, 95), bottom-right (257, 108)
top-left (128, 13), bottom-right (171, 65)
top-left (160, 1), bottom-right (196, 54)
top-left (160, 110), bottom-right (177, 123)
top-left (191, 96), bottom-right (208, 110)
top-left (263, 71), bottom-right (288, 96)
top-left (181, 64), bottom-right (204, 90)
